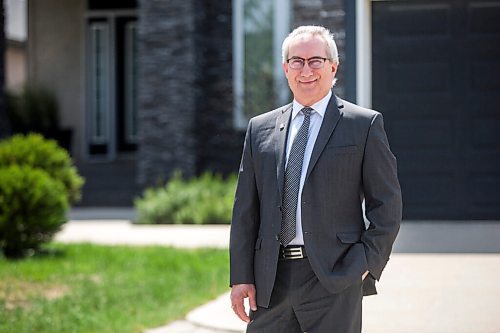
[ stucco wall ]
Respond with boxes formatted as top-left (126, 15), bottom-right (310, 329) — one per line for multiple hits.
top-left (6, 42), bottom-right (26, 91)
top-left (28, 0), bottom-right (84, 158)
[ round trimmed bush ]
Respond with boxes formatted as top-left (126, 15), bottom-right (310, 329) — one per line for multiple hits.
top-left (0, 133), bottom-right (84, 203)
top-left (0, 165), bottom-right (68, 258)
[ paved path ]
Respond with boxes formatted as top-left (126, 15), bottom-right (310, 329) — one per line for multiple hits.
top-left (59, 208), bottom-right (500, 333)
top-left (56, 221), bottom-right (230, 248)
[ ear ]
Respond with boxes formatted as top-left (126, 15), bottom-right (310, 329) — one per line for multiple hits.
top-left (331, 62), bottom-right (338, 74)
top-left (283, 62), bottom-right (289, 75)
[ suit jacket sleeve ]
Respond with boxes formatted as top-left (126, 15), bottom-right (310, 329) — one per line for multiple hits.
top-left (229, 120), bottom-right (260, 286)
top-left (361, 113), bottom-right (402, 280)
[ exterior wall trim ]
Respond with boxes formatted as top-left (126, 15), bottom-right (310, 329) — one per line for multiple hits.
top-left (273, 0), bottom-right (291, 106)
top-left (84, 9), bottom-right (137, 18)
top-left (356, 0), bottom-right (372, 108)
top-left (232, 0), bottom-right (245, 129)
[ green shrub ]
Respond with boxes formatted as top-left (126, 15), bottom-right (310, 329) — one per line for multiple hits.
top-left (135, 172), bottom-right (237, 224)
top-left (0, 165), bottom-right (68, 258)
top-left (6, 85), bottom-right (60, 134)
top-left (0, 134), bottom-right (84, 203)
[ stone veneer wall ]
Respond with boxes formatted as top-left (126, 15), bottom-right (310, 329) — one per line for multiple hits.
top-left (137, 0), bottom-right (242, 185)
top-left (292, 0), bottom-right (347, 98)
top-left (137, 0), bottom-right (199, 185)
top-left (193, 1), bottom-right (244, 175)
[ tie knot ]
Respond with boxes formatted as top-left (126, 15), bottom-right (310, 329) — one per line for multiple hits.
top-left (301, 107), bottom-right (313, 117)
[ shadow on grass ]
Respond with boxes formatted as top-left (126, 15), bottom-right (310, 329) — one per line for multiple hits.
top-left (1, 247), bottom-right (67, 261)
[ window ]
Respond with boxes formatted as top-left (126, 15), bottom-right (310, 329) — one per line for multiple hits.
top-left (88, 0), bottom-right (137, 10)
top-left (233, 0), bottom-right (291, 129)
top-left (85, 9), bottom-right (137, 158)
top-left (88, 21), bottom-right (110, 145)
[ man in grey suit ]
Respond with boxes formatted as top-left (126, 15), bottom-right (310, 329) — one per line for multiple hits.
top-left (229, 25), bottom-right (402, 333)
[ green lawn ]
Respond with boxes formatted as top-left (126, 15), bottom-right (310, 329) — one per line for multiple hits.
top-left (0, 243), bottom-right (229, 333)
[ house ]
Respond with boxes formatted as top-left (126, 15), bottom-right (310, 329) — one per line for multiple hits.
top-left (24, 0), bottom-right (500, 219)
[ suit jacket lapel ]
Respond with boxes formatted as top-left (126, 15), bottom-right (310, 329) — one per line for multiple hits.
top-left (305, 95), bottom-right (344, 180)
top-left (275, 103), bottom-right (293, 202)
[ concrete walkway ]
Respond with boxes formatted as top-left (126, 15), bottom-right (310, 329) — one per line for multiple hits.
top-left (59, 208), bottom-right (500, 333)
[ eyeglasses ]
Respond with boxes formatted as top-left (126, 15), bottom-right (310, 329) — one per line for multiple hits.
top-left (287, 57), bottom-right (329, 70)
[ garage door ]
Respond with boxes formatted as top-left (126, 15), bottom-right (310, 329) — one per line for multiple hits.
top-left (372, 0), bottom-right (500, 219)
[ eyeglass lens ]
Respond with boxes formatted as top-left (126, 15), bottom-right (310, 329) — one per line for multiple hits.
top-left (288, 57), bottom-right (326, 69)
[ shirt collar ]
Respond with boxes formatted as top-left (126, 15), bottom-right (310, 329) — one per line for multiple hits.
top-left (291, 90), bottom-right (332, 120)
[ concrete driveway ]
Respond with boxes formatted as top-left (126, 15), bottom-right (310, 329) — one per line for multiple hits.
top-left (61, 209), bottom-right (500, 333)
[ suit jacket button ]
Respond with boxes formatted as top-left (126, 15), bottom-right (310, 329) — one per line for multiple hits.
top-left (275, 235), bottom-right (279, 241)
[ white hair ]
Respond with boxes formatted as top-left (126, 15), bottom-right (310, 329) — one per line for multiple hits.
top-left (281, 25), bottom-right (339, 64)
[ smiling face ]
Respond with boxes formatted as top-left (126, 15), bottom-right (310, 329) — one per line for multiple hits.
top-left (283, 34), bottom-right (338, 106)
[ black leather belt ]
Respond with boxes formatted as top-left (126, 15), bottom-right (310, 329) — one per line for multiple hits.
top-left (280, 245), bottom-right (307, 260)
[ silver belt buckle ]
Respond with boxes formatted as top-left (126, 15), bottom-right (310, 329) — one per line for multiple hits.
top-left (283, 246), bottom-right (304, 259)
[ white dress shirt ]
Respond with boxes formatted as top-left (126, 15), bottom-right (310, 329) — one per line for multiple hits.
top-left (285, 90), bottom-right (332, 245)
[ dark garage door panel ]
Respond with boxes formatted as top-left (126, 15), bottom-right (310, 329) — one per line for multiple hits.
top-left (372, 0), bottom-right (500, 219)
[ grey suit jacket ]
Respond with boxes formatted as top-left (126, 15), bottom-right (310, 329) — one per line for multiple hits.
top-left (229, 94), bottom-right (402, 308)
